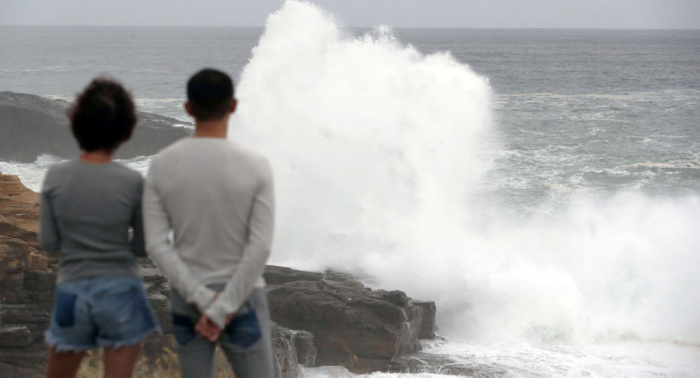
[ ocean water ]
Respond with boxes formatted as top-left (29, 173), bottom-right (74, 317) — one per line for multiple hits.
top-left (2, 1), bottom-right (700, 376)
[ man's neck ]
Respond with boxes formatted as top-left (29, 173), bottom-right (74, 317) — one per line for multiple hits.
top-left (193, 118), bottom-right (229, 139)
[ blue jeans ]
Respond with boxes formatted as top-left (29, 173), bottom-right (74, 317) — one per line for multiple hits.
top-left (45, 276), bottom-right (159, 351)
top-left (171, 286), bottom-right (275, 378)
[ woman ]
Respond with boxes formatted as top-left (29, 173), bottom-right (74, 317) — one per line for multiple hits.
top-left (40, 78), bottom-right (158, 378)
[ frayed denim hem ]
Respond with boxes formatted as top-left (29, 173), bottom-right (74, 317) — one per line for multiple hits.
top-left (96, 326), bottom-right (161, 349)
top-left (44, 331), bottom-right (96, 352)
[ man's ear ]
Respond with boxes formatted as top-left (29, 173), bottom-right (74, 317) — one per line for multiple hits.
top-left (184, 102), bottom-right (194, 117)
top-left (230, 98), bottom-right (238, 114)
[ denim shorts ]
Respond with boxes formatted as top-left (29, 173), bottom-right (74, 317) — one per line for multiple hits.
top-left (45, 276), bottom-right (159, 351)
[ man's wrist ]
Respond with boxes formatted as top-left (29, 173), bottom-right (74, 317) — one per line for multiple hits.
top-left (193, 286), bottom-right (218, 312)
top-left (204, 301), bottom-right (228, 328)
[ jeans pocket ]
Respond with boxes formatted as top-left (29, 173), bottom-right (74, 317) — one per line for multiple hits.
top-left (54, 290), bottom-right (77, 327)
top-left (172, 313), bottom-right (196, 346)
top-left (93, 286), bottom-right (140, 328)
top-left (225, 310), bottom-right (262, 349)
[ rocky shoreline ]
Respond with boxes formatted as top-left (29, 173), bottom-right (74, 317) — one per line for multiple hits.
top-left (0, 171), bottom-right (438, 377)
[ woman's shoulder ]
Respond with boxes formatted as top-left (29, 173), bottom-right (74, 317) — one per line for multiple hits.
top-left (100, 163), bottom-right (144, 201)
top-left (46, 158), bottom-right (77, 172)
top-left (43, 159), bottom-right (79, 184)
top-left (107, 162), bottom-right (144, 185)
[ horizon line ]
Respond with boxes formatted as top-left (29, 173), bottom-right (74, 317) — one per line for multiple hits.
top-left (1, 24), bottom-right (699, 31)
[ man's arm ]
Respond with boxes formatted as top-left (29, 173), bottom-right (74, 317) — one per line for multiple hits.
top-left (204, 158), bottom-right (275, 328)
top-left (143, 160), bottom-right (217, 312)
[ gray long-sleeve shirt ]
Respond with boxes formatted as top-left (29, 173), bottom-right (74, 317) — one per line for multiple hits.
top-left (40, 160), bottom-right (145, 282)
top-left (143, 137), bottom-right (275, 328)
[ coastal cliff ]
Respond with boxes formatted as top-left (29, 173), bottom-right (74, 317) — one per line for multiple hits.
top-left (0, 92), bottom-right (191, 163)
top-left (0, 172), bottom-right (437, 377)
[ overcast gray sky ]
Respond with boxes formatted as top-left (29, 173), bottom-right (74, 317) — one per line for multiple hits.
top-left (1, 0), bottom-right (699, 29)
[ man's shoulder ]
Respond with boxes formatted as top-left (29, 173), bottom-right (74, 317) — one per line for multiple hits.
top-left (151, 138), bottom-right (270, 174)
top-left (149, 137), bottom-right (196, 171)
top-left (153, 137), bottom-right (191, 158)
top-left (227, 141), bottom-right (267, 162)
top-left (227, 142), bottom-right (273, 178)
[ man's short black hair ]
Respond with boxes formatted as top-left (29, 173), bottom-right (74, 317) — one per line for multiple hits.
top-left (187, 68), bottom-right (235, 121)
top-left (69, 77), bottom-right (137, 153)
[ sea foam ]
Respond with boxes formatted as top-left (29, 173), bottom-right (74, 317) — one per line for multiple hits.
top-left (230, 1), bottom-right (700, 346)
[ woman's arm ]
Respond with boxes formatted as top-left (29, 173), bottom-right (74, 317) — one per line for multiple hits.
top-left (130, 178), bottom-right (147, 257)
top-left (39, 170), bottom-right (60, 252)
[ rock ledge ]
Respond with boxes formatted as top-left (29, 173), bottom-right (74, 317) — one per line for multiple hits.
top-left (0, 172), bottom-right (437, 377)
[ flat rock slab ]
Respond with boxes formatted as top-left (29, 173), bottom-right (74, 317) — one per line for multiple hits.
top-left (0, 326), bottom-right (32, 347)
top-left (0, 362), bottom-right (44, 378)
top-left (265, 265), bottom-right (425, 373)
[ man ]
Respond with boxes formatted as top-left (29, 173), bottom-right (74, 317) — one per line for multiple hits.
top-left (143, 68), bottom-right (275, 378)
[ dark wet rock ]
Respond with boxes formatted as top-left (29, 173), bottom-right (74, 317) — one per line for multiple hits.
top-left (272, 321), bottom-right (316, 378)
top-left (0, 91), bottom-right (191, 163)
top-left (272, 322), bottom-right (301, 378)
top-left (0, 362), bottom-right (44, 378)
top-left (264, 265), bottom-right (325, 285)
top-left (264, 265), bottom-right (425, 373)
top-left (140, 266), bottom-right (173, 333)
top-left (415, 301), bottom-right (437, 339)
top-left (0, 325), bottom-right (32, 347)
top-left (0, 343), bottom-right (48, 369)
top-left (291, 329), bottom-right (317, 367)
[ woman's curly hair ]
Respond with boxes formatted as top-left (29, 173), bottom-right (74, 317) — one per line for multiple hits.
top-left (69, 77), bottom-right (137, 152)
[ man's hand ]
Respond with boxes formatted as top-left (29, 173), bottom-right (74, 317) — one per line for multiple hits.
top-left (196, 292), bottom-right (222, 342)
top-left (195, 314), bottom-right (222, 342)
top-left (195, 291), bottom-right (236, 342)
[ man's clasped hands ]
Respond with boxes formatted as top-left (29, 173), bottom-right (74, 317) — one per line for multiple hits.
top-left (195, 293), bottom-right (235, 342)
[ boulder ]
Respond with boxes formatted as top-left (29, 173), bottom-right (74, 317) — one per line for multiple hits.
top-left (271, 321), bottom-right (316, 378)
top-left (415, 301), bottom-right (437, 339)
top-left (0, 91), bottom-right (191, 163)
top-left (291, 328), bottom-right (316, 367)
top-left (264, 265), bottom-right (424, 373)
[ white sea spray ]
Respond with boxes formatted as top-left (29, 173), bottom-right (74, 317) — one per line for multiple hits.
top-left (230, 1), bottom-right (700, 348)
